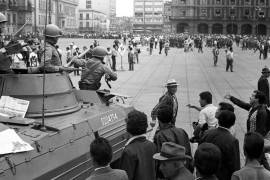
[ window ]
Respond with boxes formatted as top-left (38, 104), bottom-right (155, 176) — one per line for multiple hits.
top-left (216, 0), bottom-right (221, 4)
top-left (260, 0), bottom-right (265, 4)
top-left (245, 0), bottom-right (250, 5)
top-left (86, 13), bottom-right (89, 20)
top-left (180, 0), bottom-right (186, 3)
top-left (7, 13), bottom-right (11, 25)
top-left (230, 8), bottom-right (236, 16)
top-left (200, 8), bottom-right (207, 16)
top-left (231, 0), bottom-right (235, 5)
top-left (215, 9), bottom-right (221, 16)
top-left (12, 13), bottom-right (16, 24)
top-left (258, 11), bottom-right (265, 17)
top-left (135, 2), bottom-right (143, 5)
top-left (86, 0), bottom-right (91, 9)
top-left (244, 9), bottom-right (250, 16)
top-left (79, 22), bottom-right (83, 27)
top-left (79, 13), bottom-right (83, 20)
top-left (86, 22), bottom-right (89, 27)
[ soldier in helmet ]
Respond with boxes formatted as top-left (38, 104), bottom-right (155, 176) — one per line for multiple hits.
top-left (39, 24), bottom-right (66, 73)
top-left (70, 46), bottom-right (117, 90)
top-left (0, 12), bottom-right (13, 73)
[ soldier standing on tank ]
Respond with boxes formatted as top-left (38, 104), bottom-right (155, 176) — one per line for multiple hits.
top-left (71, 46), bottom-right (117, 90)
top-left (0, 13), bottom-right (13, 73)
top-left (38, 24), bottom-right (65, 73)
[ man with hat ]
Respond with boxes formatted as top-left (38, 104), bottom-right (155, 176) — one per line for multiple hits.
top-left (258, 66), bottom-right (270, 106)
top-left (70, 46), bottom-right (117, 90)
top-left (153, 142), bottom-right (193, 180)
top-left (151, 79), bottom-right (179, 125)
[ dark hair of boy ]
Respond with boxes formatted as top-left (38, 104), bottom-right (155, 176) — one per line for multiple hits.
top-left (90, 137), bottom-right (112, 167)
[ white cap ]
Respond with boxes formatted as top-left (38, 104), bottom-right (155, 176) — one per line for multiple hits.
top-left (165, 79), bottom-right (179, 87)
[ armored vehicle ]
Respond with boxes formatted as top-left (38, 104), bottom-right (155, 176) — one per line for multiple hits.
top-left (0, 73), bottom-right (134, 180)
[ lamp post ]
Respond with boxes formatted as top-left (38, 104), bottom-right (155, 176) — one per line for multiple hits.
top-left (255, 6), bottom-right (262, 36)
top-left (230, 7), bottom-right (235, 35)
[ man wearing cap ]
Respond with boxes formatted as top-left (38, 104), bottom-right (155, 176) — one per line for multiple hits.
top-left (151, 79), bottom-right (179, 125)
top-left (153, 142), bottom-right (193, 180)
top-left (258, 66), bottom-right (270, 106)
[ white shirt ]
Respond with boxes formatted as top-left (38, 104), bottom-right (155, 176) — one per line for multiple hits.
top-left (198, 104), bottom-right (218, 127)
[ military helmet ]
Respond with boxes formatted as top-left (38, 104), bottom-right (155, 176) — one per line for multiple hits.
top-left (44, 24), bottom-right (62, 38)
top-left (92, 46), bottom-right (108, 58)
top-left (0, 12), bottom-right (7, 23)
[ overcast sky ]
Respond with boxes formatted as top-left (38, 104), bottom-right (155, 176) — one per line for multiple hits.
top-left (116, 0), bottom-right (133, 17)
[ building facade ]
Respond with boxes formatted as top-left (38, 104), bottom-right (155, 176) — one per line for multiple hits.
top-left (169, 0), bottom-right (270, 35)
top-left (163, 1), bottom-right (172, 33)
top-left (32, 0), bottom-right (78, 33)
top-left (113, 16), bottom-right (133, 32)
top-left (78, 9), bottom-right (108, 33)
top-left (0, 0), bottom-right (32, 35)
top-left (80, 0), bottom-right (116, 31)
top-left (133, 0), bottom-right (163, 33)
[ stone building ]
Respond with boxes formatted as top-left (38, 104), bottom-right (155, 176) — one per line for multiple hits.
top-left (78, 9), bottom-right (108, 33)
top-left (133, 0), bottom-right (163, 33)
top-left (0, 0), bottom-right (32, 35)
top-left (32, 0), bottom-right (78, 33)
top-left (169, 0), bottom-right (270, 35)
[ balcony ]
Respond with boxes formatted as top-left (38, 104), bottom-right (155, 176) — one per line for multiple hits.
top-left (169, 16), bottom-right (194, 21)
top-left (6, 5), bottom-right (32, 12)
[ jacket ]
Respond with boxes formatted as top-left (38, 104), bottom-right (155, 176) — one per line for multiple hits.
top-left (119, 136), bottom-right (156, 180)
top-left (151, 92), bottom-right (178, 124)
top-left (154, 124), bottom-right (193, 172)
top-left (201, 127), bottom-right (240, 180)
top-left (258, 76), bottom-right (269, 106)
top-left (231, 163), bottom-right (270, 180)
top-left (40, 42), bottom-right (62, 72)
top-left (229, 96), bottom-right (269, 136)
top-left (169, 167), bottom-right (194, 180)
top-left (80, 58), bottom-right (117, 85)
top-left (86, 167), bottom-right (128, 180)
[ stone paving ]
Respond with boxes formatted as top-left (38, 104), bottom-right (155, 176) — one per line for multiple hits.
top-left (59, 39), bottom-right (270, 165)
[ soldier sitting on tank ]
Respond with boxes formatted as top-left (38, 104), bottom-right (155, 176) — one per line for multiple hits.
top-left (0, 13), bottom-right (13, 74)
top-left (36, 24), bottom-right (67, 73)
top-left (70, 46), bottom-right (117, 91)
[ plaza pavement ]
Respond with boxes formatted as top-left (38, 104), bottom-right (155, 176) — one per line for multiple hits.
top-left (60, 39), bottom-right (269, 165)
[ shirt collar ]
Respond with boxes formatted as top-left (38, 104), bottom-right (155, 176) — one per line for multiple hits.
top-left (218, 126), bottom-right (231, 132)
top-left (94, 165), bottom-right (110, 171)
top-left (125, 134), bottom-right (146, 146)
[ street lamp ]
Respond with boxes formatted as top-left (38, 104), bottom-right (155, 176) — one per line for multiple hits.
top-left (230, 7), bottom-right (235, 34)
top-left (255, 6), bottom-right (263, 36)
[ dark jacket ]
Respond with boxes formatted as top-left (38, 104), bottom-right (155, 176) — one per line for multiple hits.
top-left (230, 96), bottom-right (269, 136)
top-left (196, 175), bottom-right (218, 180)
top-left (170, 167), bottom-right (194, 180)
top-left (200, 127), bottom-right (240, 180)
top-left (151, 92), bottom-right (178, 124)
top-left (154, 124), bottom-right (193, 172)
top-left (258, 76), bottom-right (269, 106)
top-left (119, 136), bottom-right (156, 180)
top-left (86, 167), bottom-right (128, 180)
